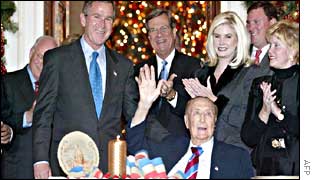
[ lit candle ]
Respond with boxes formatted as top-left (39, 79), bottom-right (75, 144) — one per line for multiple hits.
top-left (108, 135), bottom-right (126, 176)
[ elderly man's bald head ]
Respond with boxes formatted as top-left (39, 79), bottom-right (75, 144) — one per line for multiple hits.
top-left (185, 97), bottom-right (218, 116)
top-left (184, 97), bottom-right (218, 146)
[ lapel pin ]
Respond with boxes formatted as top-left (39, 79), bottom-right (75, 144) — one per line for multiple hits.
top-left (113, 71), bottom-right (117, 76)
top-left (214, 166), bottom-right (219, 171)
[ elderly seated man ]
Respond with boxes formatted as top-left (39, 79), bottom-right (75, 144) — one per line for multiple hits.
top-left (127, 64), bottom-right (254, 179)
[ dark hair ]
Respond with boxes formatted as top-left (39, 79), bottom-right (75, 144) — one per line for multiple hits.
top-left (82, 1), bottom-right (116, 19)
top-left (247, 2), bottom-right (278, 21)
top-left (145, 9), bottom-right (176, 30)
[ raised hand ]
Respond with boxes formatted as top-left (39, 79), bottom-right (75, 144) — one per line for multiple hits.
top-left (135, 64), bottom-right (163, 110)
top-left (259, 81), bottom-right (283, 123)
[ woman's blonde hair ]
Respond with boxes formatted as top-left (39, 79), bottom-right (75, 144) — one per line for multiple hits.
top-left (206, 11), bottom-right (250, 68)
top-left (266, 20), bottom-right (299, 64)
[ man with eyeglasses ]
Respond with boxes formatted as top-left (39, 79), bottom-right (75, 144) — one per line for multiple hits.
top-left (32, 1), bottom-right (138, 178)
top-left (133, 9), bottom-right (201, 141)
top-left (1, 36), bottom-right (57, 179)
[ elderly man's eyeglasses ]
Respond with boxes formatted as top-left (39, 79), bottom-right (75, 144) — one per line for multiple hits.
top-left (149, 25), bottom-right (171, 35)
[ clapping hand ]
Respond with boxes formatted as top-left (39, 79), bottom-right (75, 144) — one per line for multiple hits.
top-left (260, 82), bottom-right (284, 123)
top-left (182, 76), bottom-right (217, 102)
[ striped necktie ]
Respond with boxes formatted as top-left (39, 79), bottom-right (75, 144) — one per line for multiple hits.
top-left (255, 49), bottom-right (262, 65)
top-left (89, 51), bottom-right (103, 119)
top-left (34, 81), bottom-right (39, 96)
top-left (184, 146), bottom-right (203, 179)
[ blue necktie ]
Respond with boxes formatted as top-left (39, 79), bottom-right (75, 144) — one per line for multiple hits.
top-left (89, 51), bottom-right (103, 119)
top-left (158, 60), bottom-right (168, 110)
top-left (159, 60), bottom-right (168, 80)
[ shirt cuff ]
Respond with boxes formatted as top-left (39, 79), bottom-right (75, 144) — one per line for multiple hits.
top-left (34, 161), bottom-right (49, 166)
top-left (9, 126), bottom-right (14, 142)
top-left (130, 120), bottom-right (145, 128)
top-left (23, 112), bottom-right (32, 128)
top-left (168, 91), bottom-right (178, 108)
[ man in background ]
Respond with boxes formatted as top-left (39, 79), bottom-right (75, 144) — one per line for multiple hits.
top-left (1, 36), bottom-right (57, 179)
top-left (134, 9), bottom-right (201, 140)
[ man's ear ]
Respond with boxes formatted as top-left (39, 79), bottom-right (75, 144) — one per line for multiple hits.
top-left (270, 18), bottom-right (277, 26)
top-left (80, 13), bottom-right (86, 27)
top-left (184, 115), bottom-right (189, 129)
top-left (29, 47), bottom-right (35, 60)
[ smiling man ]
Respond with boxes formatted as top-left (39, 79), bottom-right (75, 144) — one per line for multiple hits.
top-left (32, 1), bottom-right (138, 178)
top-left (134, 9), bottom-right (201, 140)
top-left (127, 64), bottom-right (254, 179)
top-left (246, 2), bottom-right (277, 66)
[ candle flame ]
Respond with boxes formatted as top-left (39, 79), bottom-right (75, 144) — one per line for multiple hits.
top-left (116, 135), bottom-right (120, 140)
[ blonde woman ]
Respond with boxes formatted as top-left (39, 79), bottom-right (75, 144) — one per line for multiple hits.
top-left (183, 11), bottom-right (250, 104)
top-left (241, 20), bottom-right (299, 175)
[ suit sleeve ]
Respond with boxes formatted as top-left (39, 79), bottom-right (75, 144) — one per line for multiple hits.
top-left (122, 62), bottom-right (139, 122)
top-left (32, 50), bottom-right (59, 163)
top-left (241, 79), bottom-right (268, 148)
top-left (1, 75), bottom-right (23, 133)
top-left (238, 148), bottom-right (255, 178)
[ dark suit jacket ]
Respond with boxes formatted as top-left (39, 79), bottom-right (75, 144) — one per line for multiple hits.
top-left (32, 39), bottom-right (138, 175)
top-left (214, 51), bottom-right (273, 151)
top-left (134, 50), bottom-right (201, 139)
top-left (126, 118), bottom-right (254, 178)
top-left (1, 66), bottom-right (35, 178)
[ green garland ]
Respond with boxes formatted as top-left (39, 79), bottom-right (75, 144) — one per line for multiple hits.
top-left (1, 1), bottom-right (18, 32)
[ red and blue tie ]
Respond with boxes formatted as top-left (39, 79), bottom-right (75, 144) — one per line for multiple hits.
top-left (184, 146), bottom-right (203, 179)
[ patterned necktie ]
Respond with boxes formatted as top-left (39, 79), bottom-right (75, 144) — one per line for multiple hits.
top-left (159, 60), bottom-right (168, 80)
top-left (158, 60), bottom-right (168, 110)
top-left (255, 49), bottom-right (262, 65)
top-left (34, 81), bottom-right (39, 96)
top-left (89, 51), bottom-right (103, 119)
top-left (184, 146), bottom-right (204, 179)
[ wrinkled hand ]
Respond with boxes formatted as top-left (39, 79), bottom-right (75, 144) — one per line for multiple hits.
top-left (135, 64), bottom-right (163, 109)
top-left (1, 121), bottom-right (12, 144)
top-left (34, 163), bottom-right (51, 179)
top-left (182, 76), bottom-right (217, 101)
top-left (160, 74), bottom-right (177, 97)
top-left (25, 100), bottom-right (37, 124)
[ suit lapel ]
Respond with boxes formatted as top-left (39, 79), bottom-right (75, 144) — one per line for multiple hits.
top-left (69, 40), bottom-right (97, 120)
top-left (210, 139), bottom-right (223, 179)
top-left (19, 67), bottom-right (35, 105)
top-left (99, 47), bottom-right (119, 121)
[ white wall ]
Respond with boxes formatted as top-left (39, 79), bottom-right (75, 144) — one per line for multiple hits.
top-left (4, 1), bottom-right (44, 72)
top-left (221, 1), bottom-right (247, 23)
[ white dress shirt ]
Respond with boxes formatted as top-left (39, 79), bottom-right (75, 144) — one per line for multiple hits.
top-left (156, 49), bottom-right (178, 107)
top-left (168, 137), bottom-right (214, 179)
top-left (80, 36), bottom-right (107, 97)
top-left (251, 44), bottom-right (270, 64)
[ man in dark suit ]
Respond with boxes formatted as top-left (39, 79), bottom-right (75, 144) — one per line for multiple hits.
top-left (1, 36), bottom-right (57, 179)
top-left (134, 9), bottom-right (201, 139)
top-left (246, 1), bottom-right (277, 67)
top-left (32, 1), bottom-right (138, 178)
top-left (127, 65), bottom-right (254, 178)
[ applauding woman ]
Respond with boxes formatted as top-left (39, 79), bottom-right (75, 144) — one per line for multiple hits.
top-left (241, 20), bottom-right (299, 175)
top-left (183, 11), bottom-right (254, 150)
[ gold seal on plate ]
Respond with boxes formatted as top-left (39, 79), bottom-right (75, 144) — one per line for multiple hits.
top-left (57, 131), bottom-right (99, 178)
